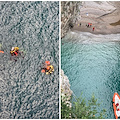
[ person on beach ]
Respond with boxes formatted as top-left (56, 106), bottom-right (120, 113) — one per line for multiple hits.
top-left (88, 23), bottom-right (89, 27)
top-left (86, 24), bottom-right (89, 27)
top-left (88, 23), bottom-right (90, 26)
top-left (93, 27), bottom-right (95, 31)
top-left (86, 23), bottom-right (90, 28)
top-left (90, 23), bottom-right (92, 27)
top-left (78, 23), bottom-right (81, 26)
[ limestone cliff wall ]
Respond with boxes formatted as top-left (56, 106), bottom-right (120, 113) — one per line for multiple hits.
top-left (61, 1), bottom-right (120, 37)
top-left (61, 1), bottom-right (82, 38)
top-left (61, 69), bottom-right (72, 106)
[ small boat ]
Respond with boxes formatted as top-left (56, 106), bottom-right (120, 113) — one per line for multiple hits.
top-left (113, 92), bottom-right (120, 119)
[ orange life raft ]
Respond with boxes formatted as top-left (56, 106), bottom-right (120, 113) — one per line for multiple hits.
top-left (113, 92), bottom-right (120, 119)
top-left (0, 50), bottom-right (4, 53)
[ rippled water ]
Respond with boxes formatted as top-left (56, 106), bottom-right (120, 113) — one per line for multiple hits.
top-left (61, 31), bottom-right (120, 119)
top-left (0, 1), bottom-right (59, 119)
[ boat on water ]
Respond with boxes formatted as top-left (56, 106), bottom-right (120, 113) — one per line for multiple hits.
top-left (113, 92), bottom-right (120, 119)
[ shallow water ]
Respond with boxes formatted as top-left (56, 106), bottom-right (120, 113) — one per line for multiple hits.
top-left (61, 31), bottom-right (120, 119)
top-left (0, 1), bottom-right (59, 119)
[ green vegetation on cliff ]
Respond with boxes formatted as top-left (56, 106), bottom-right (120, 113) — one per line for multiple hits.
top-left (61, 94), bottom-right (106, 119)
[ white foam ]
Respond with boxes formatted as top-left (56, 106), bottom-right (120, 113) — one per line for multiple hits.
top-left (65, 31), bottom-right (120, 43)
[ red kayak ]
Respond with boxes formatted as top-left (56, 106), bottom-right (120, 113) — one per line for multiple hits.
top-left (113, 92), bottom-right (120, 119)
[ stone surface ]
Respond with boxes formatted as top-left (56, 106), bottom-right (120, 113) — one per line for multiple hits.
top-left (61, 69), bottom-right (72, 107)
top-left (72, 1), bottom-right (120, 34)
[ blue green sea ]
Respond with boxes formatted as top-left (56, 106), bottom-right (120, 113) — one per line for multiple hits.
top-left (61, 31), bottom-right (120, 119)
top-left (0, 1), bottom-right (59, 119)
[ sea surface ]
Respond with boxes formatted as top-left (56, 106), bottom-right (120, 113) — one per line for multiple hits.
top-left (0, 1), bottom-right (59, 119)
top-left (61, 31), bottom-right (120, 119)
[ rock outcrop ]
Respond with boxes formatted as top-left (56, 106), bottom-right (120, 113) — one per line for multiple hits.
top-left (61, 69), bottom-right (72, 107)
top-left (61, 1), bottom-right (82, 38)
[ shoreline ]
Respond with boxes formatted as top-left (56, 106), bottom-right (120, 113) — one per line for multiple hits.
top-left (62, 30), bottom-right (120, 44)
top-left (71, 30), bottom-right (120, 36)
top-left (71, 23), bottom-right (120, 35)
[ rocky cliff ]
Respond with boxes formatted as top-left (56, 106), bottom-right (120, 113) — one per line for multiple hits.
top-left (61, 1), bottom-right (120, 36)
top-left (61, 69), bottom-right (72, 106)
top-left (61, 1), bottom-right (82, 38)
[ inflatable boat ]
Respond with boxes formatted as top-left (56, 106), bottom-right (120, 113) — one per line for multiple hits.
top-left (113, 92), bottom-right (120, 119)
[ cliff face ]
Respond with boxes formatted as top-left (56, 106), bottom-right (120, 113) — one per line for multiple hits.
top-left (61, 1), bottom-right (82, 38)
top-left (72, 1), bottom-right (120, 34)
top-left (78, 1), bottom-right (117, 24)
top-left (61, 69), bottom-right (72, 106)
top-left (61, 1), bottom-right (120, 36)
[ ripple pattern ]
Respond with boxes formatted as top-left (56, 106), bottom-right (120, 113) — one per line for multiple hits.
top-left (0, 1), bottom-right (59, 119)
top-left (61, 32), bottom-right (120, 119)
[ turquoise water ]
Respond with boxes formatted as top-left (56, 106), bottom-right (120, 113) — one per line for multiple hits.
top-left (61, 32), bottom-right (120, 119)
top-left (0, 1), bottom-right (59, 119)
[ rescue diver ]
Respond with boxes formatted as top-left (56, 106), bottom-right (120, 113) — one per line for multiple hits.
top-left (41, 61), bottom-right (54, 74)
top-left (46, 65), bottom-right (54, 75)
top-left (10, 47), bottom-right (19, 56)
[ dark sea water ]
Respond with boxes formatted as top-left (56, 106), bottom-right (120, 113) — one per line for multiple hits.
top-left (0, 1), bottom-right (59, 119)
top-left (61, 31), bottom-right (120, 119)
